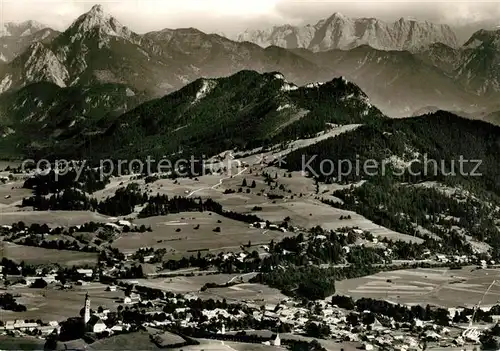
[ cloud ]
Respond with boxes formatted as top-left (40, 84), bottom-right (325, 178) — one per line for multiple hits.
top-left (0, 0), bottom-right (499, 36)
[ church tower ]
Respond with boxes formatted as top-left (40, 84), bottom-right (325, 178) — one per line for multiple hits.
top-left (273, 333), bottom-right (281, 346)
top-left (84, 292), bottom-right (91, 324)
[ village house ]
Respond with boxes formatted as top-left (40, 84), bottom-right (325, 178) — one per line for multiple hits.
top-left (76, 269), bottom-right (93, 278)
top-left (106, 285), bottom-right (117, 292)
top-left (123, 293), bottom-right (141, 304)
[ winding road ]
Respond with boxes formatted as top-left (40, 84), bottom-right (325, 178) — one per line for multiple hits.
top-left (186, 167), bottom-right (248, 198)
top-left (227, 272), bottom-right (258, 284)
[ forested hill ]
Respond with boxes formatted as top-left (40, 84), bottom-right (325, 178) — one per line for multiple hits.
top-left (283, 110), bottom-right (500, 193)
top-left (0, 81), bottom-right (146, 159)
top-left (282, 111), bottom-right (500, 258)
top-left (69, 70), bottom-right (385, 161)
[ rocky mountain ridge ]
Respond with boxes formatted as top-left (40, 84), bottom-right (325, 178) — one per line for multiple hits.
top-left (0, 5), bottom-right (336, 98)
top-left (0, 70), bottom-right (383, 160)
top-left (0, 20), bottom-right (47, 38)
top-left (1, 4), bottom-right (500, 128)
top-left (237, 13), bottom-right (459, 52)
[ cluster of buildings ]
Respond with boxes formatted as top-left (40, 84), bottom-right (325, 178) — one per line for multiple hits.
top-left (0, 320), bottom-right (59, 336)
top-left (1, 223), bottom-right (497, 350)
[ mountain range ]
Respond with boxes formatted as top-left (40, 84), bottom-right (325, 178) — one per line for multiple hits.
top-left (0, 24), bottom-right (58, 63)
top-left (237, 13), bottom-right (459, 52)
top-left (8, 70), bottom-right (383, 160)
top-left (0, 5), bottom-right (339, 97)
top-left (0, 4), bottom-right (500, 160)
top-left (3, 5), bottom-right (500, 309)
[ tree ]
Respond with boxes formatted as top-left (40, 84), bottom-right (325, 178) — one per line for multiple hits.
top-left (59, 317), bottom-right (85, 341)
top-left (251, 180), bottom-right (256, 188)
top-left (346, 313), bottom-right (359, 327)
top-left (31, 278), bottom-right (48, 289)
top-left (362, 313), bottom-right (375, 325)
top-left (43, 331), bottom-right (58, 350)
top-left (242, 178), bottom-right (247, 187)
top-left (305, 321), bottom-right (330, 338)
top-left (480, 334), bottom-right (500, 350)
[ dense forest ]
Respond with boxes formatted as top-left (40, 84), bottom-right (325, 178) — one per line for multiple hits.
top-left (280, 111), bottom-right (500, 255)
top-left (284, 111), bottom-right (500, 189)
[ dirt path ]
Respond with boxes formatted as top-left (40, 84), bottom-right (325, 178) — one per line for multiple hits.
top-left (187, 167), bottom-right (248, 198)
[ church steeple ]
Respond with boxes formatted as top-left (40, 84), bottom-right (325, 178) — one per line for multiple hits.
top-left (84, 292), bottom-right (91, 324)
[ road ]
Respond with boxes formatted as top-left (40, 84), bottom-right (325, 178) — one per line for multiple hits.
top-left (220, 341), bottom-right (238, 351)
top-left (319, 259), bottom-right (439, 269)
top-left (186, 167), bottom-right (248, 198)
top-left (227, 272), bottom-right (257, 284)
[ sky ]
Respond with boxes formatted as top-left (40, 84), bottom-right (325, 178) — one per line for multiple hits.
top-left (0, 0), bottom-right (499, 38)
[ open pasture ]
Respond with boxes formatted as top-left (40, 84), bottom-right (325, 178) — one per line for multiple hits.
top-left (0, 336), bottom-right (46, 350)
top-left (1, 241), bottom-right (98, 266)
top-left (89, 331), bottom-right (159, 350)
top-left (223, 330), bottom-right (362, 351)
top-left (224, 197), bottom-right (422, 244)
top-left (123, 273), bottom-right (243, 293)
top-left (0, 210), bottom-right (110, 227)
top-left (113, 212), bottom-right (291, 255)
top-left (199, 283), bottom-right (287, 305)
top-left (171, 339), bottom-right (282, 351)
top-left (0, 179), bottom-right (31, 207)
top-left (122, 275), bottom-right (283, 305)
top-left (2, 282), bottom-right (124, 322)
top-left (335, 266), bottom-right (500, 308)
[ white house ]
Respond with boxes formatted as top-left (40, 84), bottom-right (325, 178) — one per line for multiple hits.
top-left (252, 222), bottom-right (267, 229)
top-left (123, 293), bottom-right (141, 304)
top-left (111, 325), bottom-right (124, 332)
top-left (77, 269), bottom-right (93, 277)
top-left (105, 223), bottom-right (121, 230)
top-left (118, 220), bottom-right (132, 227)
top-left (143, 255), bottom-right (155, 263)
top-left (13, 320), bottom-right (39, 331)
top-left (87, 315), bottom-right (107, 333)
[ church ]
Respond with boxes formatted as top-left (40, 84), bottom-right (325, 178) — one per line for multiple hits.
top-left (83, 293), bottom-right (107, 333)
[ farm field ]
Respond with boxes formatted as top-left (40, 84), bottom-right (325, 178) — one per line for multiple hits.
top-left (0, 336), bottom-right (45, 350)
top-left (88, 331), bottom-right (160, 350)
top-left (224, 330), bottom-right (363, 351)
top-left (89, 158), bottom-right (422, 246)
top-left (199, 283), bottom-right (287, 305)
top-left (122, 273), bottom-right (244, 293)
top-left (122, 274), bottom-right (284, 305)
top-left (1, 241), bottom-right (98, 266)
top-left (172, 339), bottom-right (282, 351)
top-left (2, 282), bottom-right (124, 322)
top-left (224, 197), bottom-right (422, 244)
top-left (0, 179), bottom-right (31, 207)
top-left (0, 210), bottom-right (111, 226)
top-left (172, 338), bottom-right (360, 351)
top-left (93, 174), bottom-right (226, 203)
top-left (335, 266), bottom-right (500, 308)
top-left (114, 212), bottom-right (292, 255)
